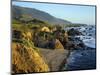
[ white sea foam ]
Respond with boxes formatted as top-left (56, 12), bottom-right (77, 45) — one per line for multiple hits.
top-left (65, 25), bottom-right (96, 48)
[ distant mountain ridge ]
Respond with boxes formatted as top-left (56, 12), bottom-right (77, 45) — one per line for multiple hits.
top-left (12, 5), bottom-right (71, 25)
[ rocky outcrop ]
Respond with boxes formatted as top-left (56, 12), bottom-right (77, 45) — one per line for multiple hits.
top-left (12, 30), bottom-right (33, 41)
top-left (55, 39), bottom-right (64, 50)
top-left (12, 42), bottom-right (49, 74)
top-left (22, 31), bottom-right (33, 41)
top-left (65, 38), bottom-right (86, 50)
top-left (67, 28), bottom-right (82, 36)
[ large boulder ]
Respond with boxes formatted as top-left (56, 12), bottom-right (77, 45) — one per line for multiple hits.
top-left (64, 41), bottom-right (76, 50)
top-left (46, 39), bottom-right (55, 49)
top-left (55, 39), bottom-right (64, 50)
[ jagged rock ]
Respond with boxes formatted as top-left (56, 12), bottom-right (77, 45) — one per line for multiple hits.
top-left (12, 42), bottom-right (49, 74)
top-left (61, 32), bottom-right (69, 48)
top-left (67, 28), bottom-right (82, 36)
top-left (65, 41), bottom-right (76, 50)
top-left (46, 39), bottom-right (55, 49)
top-left (55, 39), bottom-right (64, 50)
top-left (34, 36), bottom-right (48, 48)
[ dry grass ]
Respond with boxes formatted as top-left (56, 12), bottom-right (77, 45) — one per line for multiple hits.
top-left (12, 42), bottom-right (50, 74)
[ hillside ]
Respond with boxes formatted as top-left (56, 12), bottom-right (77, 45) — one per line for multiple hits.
top-left (12, 40), bottom-right (50, 73)
top-left (12, 19), bottom-right (70, 73)
top-left (11, 2), bottom-right (96, 73)
top-left (12, 5), bottom-right (71, 25)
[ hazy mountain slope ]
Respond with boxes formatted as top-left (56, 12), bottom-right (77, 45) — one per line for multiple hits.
top-left (12, 5), bottom-right (71, 24)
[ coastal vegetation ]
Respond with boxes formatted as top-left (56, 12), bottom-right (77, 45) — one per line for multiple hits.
top-left (12, 5), bottom-right (96, 74)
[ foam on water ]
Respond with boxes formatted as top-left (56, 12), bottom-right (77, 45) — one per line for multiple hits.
top-left (63, 25), bottom-right (96, 70)
top-left (65, 25), bottom-right (96, 48)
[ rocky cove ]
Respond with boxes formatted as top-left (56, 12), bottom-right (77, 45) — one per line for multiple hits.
top-left (12, 23), bottom-right (96, 73)
top-left (11, 3), bottom-right (96, 73)
top-left (63, 25), bottom-right (96, 71)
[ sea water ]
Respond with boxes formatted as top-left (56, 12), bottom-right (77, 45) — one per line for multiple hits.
top-left (64, 25), bottom-right (96, 70)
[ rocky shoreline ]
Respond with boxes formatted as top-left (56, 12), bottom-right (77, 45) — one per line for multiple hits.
top-left (12, 19), bottom-right (96, 73)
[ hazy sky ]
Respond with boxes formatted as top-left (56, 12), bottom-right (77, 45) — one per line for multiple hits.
top-left (12, 1), bottom-right (96, 25)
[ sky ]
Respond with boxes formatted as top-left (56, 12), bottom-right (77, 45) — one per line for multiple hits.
top-left (12, 1), bottom-right (96, 25)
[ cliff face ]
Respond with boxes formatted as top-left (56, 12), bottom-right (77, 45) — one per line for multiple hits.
top-left (12, 17), bottom-right (69, 73)
top-left (12, 40), bottom-right (49, 73)
top-left (12, 29), bottom-right (69, 73)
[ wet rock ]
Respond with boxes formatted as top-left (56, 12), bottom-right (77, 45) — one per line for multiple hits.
top-left (67, 28), bottom-right (82, 36)
top-left (65, 36), bottom-right (87, 50)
